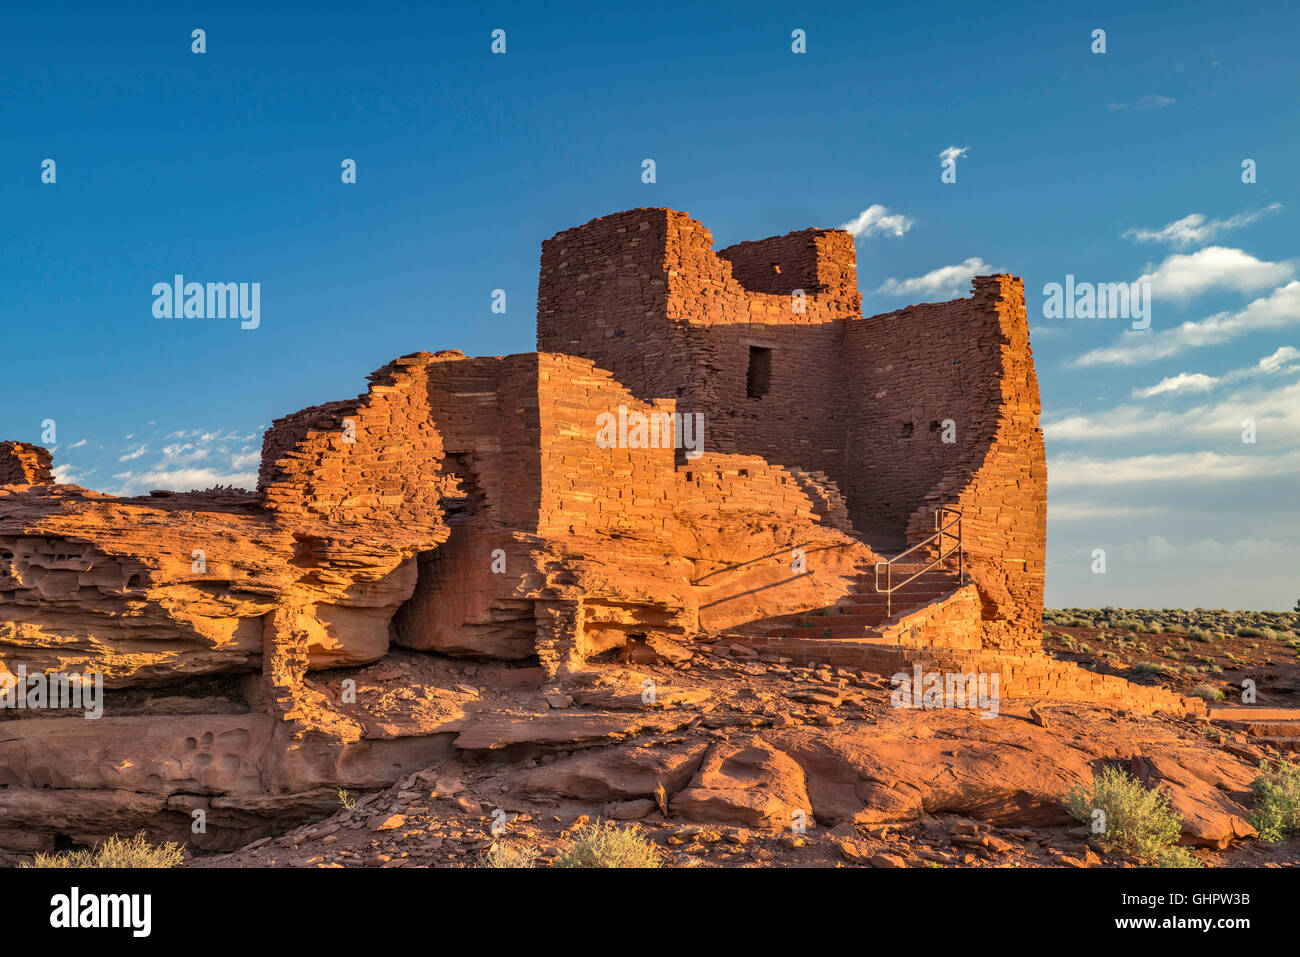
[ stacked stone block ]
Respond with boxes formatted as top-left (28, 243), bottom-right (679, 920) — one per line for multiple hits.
top-left (0, 442), bottom-right (53, 485)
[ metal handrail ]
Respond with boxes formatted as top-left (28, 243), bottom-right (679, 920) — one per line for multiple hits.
top-left (873, 506), bottom-right (964, 619)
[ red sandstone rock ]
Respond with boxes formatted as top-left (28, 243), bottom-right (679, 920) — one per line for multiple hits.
top-left (0, 208), bottom-right (1198, 858)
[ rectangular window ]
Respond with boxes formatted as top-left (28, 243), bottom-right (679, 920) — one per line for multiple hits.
top-left (746, 346), bottom-right (772, 399)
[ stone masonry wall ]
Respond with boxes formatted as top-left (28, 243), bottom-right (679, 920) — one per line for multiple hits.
top-left (0, 442), bottom-right (54, 485)
top-left (538, 210), bottom-right (1047, 654)
top-left (258, 353), bottom-right (447, 535)
top-left (538, 208), bottom-right (860, 505)
top-left (843, 276), bottom-right (1046, 649)
top-left (536, 352), bottom-right (679, 544)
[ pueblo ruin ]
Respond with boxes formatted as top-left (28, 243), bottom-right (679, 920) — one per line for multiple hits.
top-left (2, 208), bottom-right (1227, 861)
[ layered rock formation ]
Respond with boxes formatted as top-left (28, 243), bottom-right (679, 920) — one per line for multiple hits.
top-left (0, 208), bottom-right (1202, 859)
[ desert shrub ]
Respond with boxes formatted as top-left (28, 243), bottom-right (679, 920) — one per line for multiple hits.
top-left (23, 832), bottom-right (184, 869)
top-left (1115, 618), bottom-right (1143, 632)
top-left (1145, 621), bottom-right (1163, 634)
top-left (1250, 760), bottom-right (1300, 843)
top-left (556, 821), bottom-right (661, 868)
top-left (1134, 661), bottom-right (1171, 674)
top-left (477, 841), bottom-right (542, 868)
top-left (1065, 767), bottom-right (1185, 863)
top-left (1236, 625), bottom-right (1266, 638)
top-left (1188, 628), bottom-right (1214, 643)
top-left (1068, 618), bottom-right (1093, 628)
top-left (1189, 683), bottom-right (1225, 702)
top-left (1154, 845), bottom-right (1203, 868)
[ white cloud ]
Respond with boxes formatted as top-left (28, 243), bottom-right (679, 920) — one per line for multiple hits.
top-left (51, 465), bottom-right (96, 486)
top-left (1049, 501), bottom-right (1168, 521)
top-left (1109, 94), bottom-right (1178, 111)
top-left (1049, 377), bottom-right (1300, 444)
top-left (1130, 346), bottom-right (1300, 398)
top-left (1258, 345), bottom-right (1300, 374)
top-left (1132, 372), bottom-right (1218, 398)
top-left (118, 444), bottom-right (149, 462)
top-left (112, 467), bottom-right (258, 495)
top-left (838, 204), bottom-right (913, 239)
top-left (1074, 280), bottom-right (1300, 366)
top-left (1139, 246), bottom-right (1293, 302)
top-left (876, 257), bottom-right (995, 300)
top-left (938, 146), bottom-right (968, 166)
top-left (1123, 204), bottom-right (1281, 248)
top-left (1049, 448), bottom-right (1300, 487)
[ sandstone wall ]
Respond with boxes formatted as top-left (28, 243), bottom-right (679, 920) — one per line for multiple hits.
top-left (536, 352), bottom-right (679, 544)
top-left (845, 276), bottom-right (1046, 649)
top-left (258, 353), bottom-right (447, 535)
top-left (672, 453), bottom-right (870, 633)
top-left (538, 208), bottom-right (860, 514)
top-left (0, 442), bottom-right (53, 485)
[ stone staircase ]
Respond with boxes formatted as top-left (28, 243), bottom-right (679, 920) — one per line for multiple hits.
top-left (762, 561), bottom-right (964, 642)
top-left (1207, 706), bottom-right (1300, 755)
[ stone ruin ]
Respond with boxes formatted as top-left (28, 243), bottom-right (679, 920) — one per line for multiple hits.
top-left (0, 208), bottom-right (1199, 856)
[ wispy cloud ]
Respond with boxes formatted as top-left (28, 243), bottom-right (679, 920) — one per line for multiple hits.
top-left (1049, 501), bottom-right (1168, 521)
top-left (1109, 93), bottom-right (1178, 111)
top-left (838, 204), bottom-right (913, 239)
top-left (1050, 448), bottom-right (1300, 486)
top-left (119, 444), bottom-right (149, 462)
top-left (876, 257), bottom-right (995, 300)
top-left (1139, 246), bottom-right (1293, 302)
top-left (57, 429), bottom-right (266, 496)
top-left (111, 466), bottom-right (259, 494)
top-left (1131, 372), bottom-right (1219, 398)
top-left (1124, 203), bottom-right (1282, 248)
top-left (1074, 279), bottom-right (1300, 366)
top-left (938, 145), bottom-right (968, 166)
top-left (1047, 377), bottom-right (1300, 443)
top-left (1131, 346), bottom-right (1300, 398)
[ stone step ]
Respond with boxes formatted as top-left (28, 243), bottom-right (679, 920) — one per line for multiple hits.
top-left (773, 614), bottom-right (889, 628)
top-left (1208, 706), bottom-right (1300, 723)
top-left (843, 589), bottom-right (951, 603)
top-left (767, 623), bottom-right (890, 640)
top-left (1215, 720), bottom-right (1300, 736)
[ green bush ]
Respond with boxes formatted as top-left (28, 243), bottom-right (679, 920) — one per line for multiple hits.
top-left (23, 832), bottom-right (184, 869)
top-left (1065, 766), bottom-right (1187, 863)
top-left (1115, 619), bottom-right (1143, 632)
top-left (1188, 628), bottom-right (1214, 643)
top-left (1236, 625), bottom-right (1266, 638)
top-left (1250, 760), bottom-right (1300, 843)
top-left (1155, 845), bottom-right (1203, 868)
top-left (556, 821), bottom-right (662, 868)
top-left (1133, 661), bottom-right (1171, 674)
top-left (1189, 683), bottom-right (1225, 702)
top-left (477, 841), bottom-right (542, 868)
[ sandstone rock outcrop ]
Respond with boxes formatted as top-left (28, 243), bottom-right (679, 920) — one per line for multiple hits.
top-left (0, 209), bottom-right (1204, 858)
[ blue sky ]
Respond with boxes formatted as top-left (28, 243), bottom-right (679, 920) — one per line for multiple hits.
top-left (4, 1), bottom-right (1297, 609)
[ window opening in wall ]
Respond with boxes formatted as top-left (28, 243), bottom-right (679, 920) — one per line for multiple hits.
top-left (900, 421), bottom-right (914, 438)
top-left (746, 346), bottom-right (772, 399)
